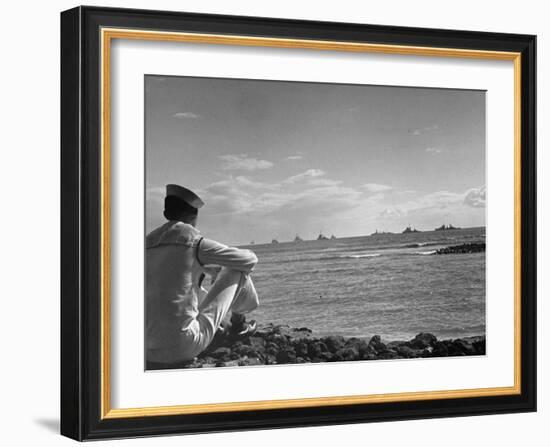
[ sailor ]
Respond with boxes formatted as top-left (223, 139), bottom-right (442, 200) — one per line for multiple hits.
top-left (146, 184), bottom-right (259, 365)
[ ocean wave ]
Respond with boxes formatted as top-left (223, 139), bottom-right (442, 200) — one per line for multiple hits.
top-left (415, 250), bottom-right (436, 255)
top-left (314, 253), bottom-right (383, 261)
top-left (341, 253), bottom-right (381, 259)
top-left (402, 242), bottom-right (441, 248)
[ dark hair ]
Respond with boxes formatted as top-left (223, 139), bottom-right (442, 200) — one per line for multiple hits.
top-left (163, 196), bottom-right (198, 221)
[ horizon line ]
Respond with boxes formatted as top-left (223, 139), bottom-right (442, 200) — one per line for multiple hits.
top-left (237, 225), bottom-right (486, 247)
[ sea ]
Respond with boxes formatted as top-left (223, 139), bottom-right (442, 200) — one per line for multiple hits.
top-left (240, 227), bottom-right (486, 341)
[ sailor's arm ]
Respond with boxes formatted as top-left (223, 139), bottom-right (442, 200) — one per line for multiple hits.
top-left (196, 238), bottom-right (258, 273)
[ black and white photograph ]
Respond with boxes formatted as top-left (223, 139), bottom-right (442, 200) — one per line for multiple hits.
top-left (145, 75), bottom-right (487, 370)
top-left (55, 4), bottom-right (539, 441)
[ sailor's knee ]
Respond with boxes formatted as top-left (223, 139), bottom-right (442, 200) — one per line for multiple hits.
top-left (250, 290), bottom-right (259, 309)
top-left (247, 250), bottom-right (258, 268)
top-left (249, 300), bottom-right (259, 313)
top-left (211, 267), bottom-right (242, 287)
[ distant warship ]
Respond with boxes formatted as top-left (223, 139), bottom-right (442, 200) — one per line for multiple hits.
top-left (370, 229), bottom-right (394, 236)
top-left (294, 234), bottom-right (303, 242)
top-left (330, 235), bottom-right (337, 240)
top-left (317, 231), bottom-right (329, 241)
top-left (435, 224), bottom-right (461, 231)
top-left (271, 239), bottom-right (279, 244)
top-left (402, 225), bottom-right (421, 234)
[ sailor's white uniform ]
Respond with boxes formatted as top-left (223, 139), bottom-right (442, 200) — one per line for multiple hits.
top-left (146, 221), bottom-right (259, 363)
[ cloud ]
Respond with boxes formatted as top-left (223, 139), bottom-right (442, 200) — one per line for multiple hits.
top-left (146, 186), bottom-right (164, 201)
top-left (379, 187), bottom-right (484, 218)
top-left (369, 186), bottom-right (486, 233)
top-left (307, 178), bottom-right (343, 187)
top-left (425, 147), bottom-right (444, 154)
top-left (424, 125), bottom-right (439, 131)
top-left (376, 190), bottom-right (466, 219)
top-left (409, 191), bottom-right (464, 210)
top-left (219, 154), bottom-right (274, 171)
top-left (464, 186), bottom-right (486, 208)
top-left (411, 124), bottom-right (439, 136)
top-left (283, 169), bottom-right (325, 184)
top-left (145, 186), bottom-right (167, 233)
top-left (379, 207), bottom-right (406, 219)
top-left (285, 155), bottom-right (303, 161)
top-left (206, 176), bottom-right (277, 193)
top-left (362, 183), bottom-right (393, 193)
top-left (173, 111), bottom-right (200, 119)
top-left (200, 171), bottom-right (361, 219)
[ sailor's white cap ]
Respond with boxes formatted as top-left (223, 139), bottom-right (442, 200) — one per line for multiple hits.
top-left (166, 184), bottom-right (205, 209)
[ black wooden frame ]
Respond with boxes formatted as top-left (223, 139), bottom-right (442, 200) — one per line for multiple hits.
top-left (61, 5), bottom-right (537, 441)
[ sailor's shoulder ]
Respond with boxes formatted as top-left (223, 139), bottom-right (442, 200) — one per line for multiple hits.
top-left (146, 221), bottom-right (201, 247)
top-left (170, 221), bottom-right (201, 239)
top-left (146, 222), bottom-right (169, 247)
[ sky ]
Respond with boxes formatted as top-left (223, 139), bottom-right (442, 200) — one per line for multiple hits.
top-left (145, 75), bottom-right (486, 245)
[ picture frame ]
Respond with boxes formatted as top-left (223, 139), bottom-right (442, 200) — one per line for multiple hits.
top-left (60, 5), bottom-right (536, 441)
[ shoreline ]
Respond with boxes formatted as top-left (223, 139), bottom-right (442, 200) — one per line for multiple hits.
top-left (147, 323), bottom-right (486, 370)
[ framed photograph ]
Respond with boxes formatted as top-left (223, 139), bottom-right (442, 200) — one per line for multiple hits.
top-left (60, 6), bottom-right (536, 441)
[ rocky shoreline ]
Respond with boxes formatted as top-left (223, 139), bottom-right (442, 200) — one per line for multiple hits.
top-left (147, 324), bottom-right (486, 370)
top-left (435, 242), bottom-right (485, 255)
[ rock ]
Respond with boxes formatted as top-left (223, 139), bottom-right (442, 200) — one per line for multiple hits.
top-left (229, 351), bottom-right (241, 360)
top-left (267, 333), bottom-right (288, 345)
top-left (422, 346), bottom-right (434, 357)
top-left (319, 351), bottom-right (334, 362)
top-left (209, 347), bottom-right (231, 360)
top-left (307, 341), bottom-right (327, 358)
top-left (276, 346), bottom-right (296, 363)
top-left (182, 359), bottom-right (204, 369)
top-left (220, 360), bottom-right (241, 367)
top-left (354, 340), bottom-right (372, 358)
top-left (265, 325), bottom-right (312, 343)
top-left (473, 338), bottom-right (486, 355)
top-left (336, 347), bottom-right (359, 361)
top-left (377, 349), bottom-right (399, 360)
top-left (294, 341), bottom-right (309, 357)
top-left (410, 333), bottom-right (437, 349)
top-left (232, 341), bottom-right (244, 350)
top-left (147, 323), bottom-right (486, 370)
top-left (345, 337), bottom-right (361, 347)
top-left (368, 335), bottom-right (386, 353)
top-left (396, 345), bottom-right (420, 358)
top-left (432, 341), bottom-right (450, 357)
top-left (449, 338), bottom-right (476, 356)
top-left (322, 335), bottom-right (346, 353)
top-left (386, 340), bottom-right (408, 350)
top-left (436, 242), bottom-right (485, 255)
top-left (288, 327), bottom-right (313, 342)
top-left (234, 344), bottom-right (261, 358)
top-left (248, 336), bottom-right (266, 349)
top-left (237, 357), bottom-right (262, 367)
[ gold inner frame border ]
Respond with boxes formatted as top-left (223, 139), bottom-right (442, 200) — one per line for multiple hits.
top-left (100, 27), bottom-right (522, 419)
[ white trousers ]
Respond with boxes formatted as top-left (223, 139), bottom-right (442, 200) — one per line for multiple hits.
top-left (148, 268), bottom-right (259, 363)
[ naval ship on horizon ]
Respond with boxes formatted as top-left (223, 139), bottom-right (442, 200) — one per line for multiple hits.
top-left (402, 225), bottom-right (421, 234)
top-left (435, 224), bottom-right (461, 231)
